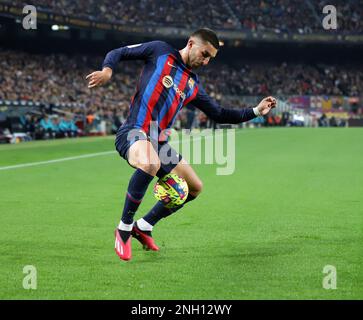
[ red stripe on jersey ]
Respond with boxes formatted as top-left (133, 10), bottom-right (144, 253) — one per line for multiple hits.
top-left (182, 84), bottom-right (199, 107)
top-left (141, 55), bottom-right (176, 133)
top-left (159, 69), bottom-right (191, 130)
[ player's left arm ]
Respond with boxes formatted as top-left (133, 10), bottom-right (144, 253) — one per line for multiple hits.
top-left (191, 86), bottom-right (276, 123)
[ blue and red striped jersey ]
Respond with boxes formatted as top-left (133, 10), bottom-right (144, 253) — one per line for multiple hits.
top-left (102, 41), bottom-right (256, 136)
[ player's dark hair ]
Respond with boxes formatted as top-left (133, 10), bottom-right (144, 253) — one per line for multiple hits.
top-left (191, 28), bottom-right (220, 50)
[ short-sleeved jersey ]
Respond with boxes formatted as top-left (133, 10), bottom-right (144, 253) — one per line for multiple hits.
top-left (102, 41), bottom-right (256, 136)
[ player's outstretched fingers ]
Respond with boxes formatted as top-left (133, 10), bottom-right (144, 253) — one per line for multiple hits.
top-left (85, 72), bottom-right (94, 80)
top-left (265, 96), bottom-right (277, 108)
top-left (272, 99), bottom-right (277, 108)
top-left (86, 72), bottom-right (97, 88)
top-left (88, 80), bottom-right (98, 88)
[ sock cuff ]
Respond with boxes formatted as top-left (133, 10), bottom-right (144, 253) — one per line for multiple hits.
top-left (118, 221), bottom-right (133, 231)
top-left (137, 218), bottom-right (154, 231)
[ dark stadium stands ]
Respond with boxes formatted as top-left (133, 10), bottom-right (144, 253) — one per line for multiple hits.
top-left (4, 0), bottom-right (363, 33)
top-left (313, 0), bottom-right (363, 33)
top-left (1, 49), bottom-right (362, 108)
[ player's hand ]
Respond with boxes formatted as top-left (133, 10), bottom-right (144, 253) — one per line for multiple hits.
top-left (86, 67), bottom-right (112, 88)
top-left (255, 96), bottom-right (277, 116)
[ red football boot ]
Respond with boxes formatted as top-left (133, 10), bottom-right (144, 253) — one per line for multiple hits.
top-left (114, 229), bottom-right (132, 261)
top-left (131, 222), bottom-right (159, 251)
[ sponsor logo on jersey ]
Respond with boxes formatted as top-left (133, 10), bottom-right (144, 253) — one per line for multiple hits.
top-left (173, 84), bottom-right (186, 101)
top-left (162, 75), bottom-right (173, 88)
top-left (162, 75), bottom-right (186, 100)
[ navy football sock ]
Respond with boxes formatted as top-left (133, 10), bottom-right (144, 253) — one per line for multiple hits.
top-left (143, 193), bottom-right (196, 226)
top-left (120, 168), bottom-right (154, 226)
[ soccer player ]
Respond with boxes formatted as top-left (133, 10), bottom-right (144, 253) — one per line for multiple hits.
top-left (86, 28), bottom-right (276, 261)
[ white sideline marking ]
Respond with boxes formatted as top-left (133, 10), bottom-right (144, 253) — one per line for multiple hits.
top-left (0, 136), bottom-right (114, 152)
top-left (0, 151), bottom-right (115, 171)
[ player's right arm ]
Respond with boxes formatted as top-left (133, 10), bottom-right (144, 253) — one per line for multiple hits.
top-left (86, 41), bottom-right (170, 88)
top-left (86, 67), bottom-right (113, 88)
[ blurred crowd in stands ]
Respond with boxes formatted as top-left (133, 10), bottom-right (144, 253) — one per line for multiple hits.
top-left (1, 49), bottom-right (362, 106)
top-left (198, 62), bottom-right (363, 97)
top-left (0, 47), bottom-right (361, 142)
top-left (4, 0), bottom-right (363, 33)
top-left (314, 0), bottom-right (363, 33)
top-left (229, 0), bottom-right (317, 33)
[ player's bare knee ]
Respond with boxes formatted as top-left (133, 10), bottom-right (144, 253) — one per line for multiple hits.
top-left (138, 161), bottom-right (161, 176)
top-left (190, 179), bottom-right (203, 197)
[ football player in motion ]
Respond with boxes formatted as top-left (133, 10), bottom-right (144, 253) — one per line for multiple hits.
top-left (86, 28), bottom-right (276, 261)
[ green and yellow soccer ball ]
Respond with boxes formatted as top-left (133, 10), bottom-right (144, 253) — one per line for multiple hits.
top-left (153, 173), bottom-right (189, 208)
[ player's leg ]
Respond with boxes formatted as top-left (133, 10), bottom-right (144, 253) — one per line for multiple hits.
top-left (114, 130), bottom-right (160, 260)
top-left (134, 157), bottom-right (202, 250)
top-left (140, 158), bottom-right (201, 226)
top-left (171, 158), bottom-right (203, 197)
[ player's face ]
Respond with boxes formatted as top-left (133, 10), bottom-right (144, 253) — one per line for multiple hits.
top-left (188, 39), bottom-right (217, 69)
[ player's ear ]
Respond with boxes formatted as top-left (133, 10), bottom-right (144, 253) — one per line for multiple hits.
top-left (187, 38), bottom-right (194, 49)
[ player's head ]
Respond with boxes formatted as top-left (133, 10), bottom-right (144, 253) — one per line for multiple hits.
top-left (185, 28), bottom-right (219, 69)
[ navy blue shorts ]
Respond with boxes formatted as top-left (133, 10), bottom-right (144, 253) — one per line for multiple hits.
top-left (115, 125), bottom-right (182, 178)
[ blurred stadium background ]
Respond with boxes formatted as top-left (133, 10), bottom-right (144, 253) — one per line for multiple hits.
top-left (0, 1), bottom-right (362, 300)
top-left (0, 0), bottom-right (362, 141)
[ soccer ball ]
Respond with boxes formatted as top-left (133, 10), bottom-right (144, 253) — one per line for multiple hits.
top-left (153, 173), bottom-right (189, 208)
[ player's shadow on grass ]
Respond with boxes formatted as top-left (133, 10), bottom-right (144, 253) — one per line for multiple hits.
top-left (131, 250), bottom-right (168, 264)
top-left (221, 244), bottom-right (301, 261)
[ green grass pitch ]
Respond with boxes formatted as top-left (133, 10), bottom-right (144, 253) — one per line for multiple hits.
top-left (0, 128), bottom-right (362, 299)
